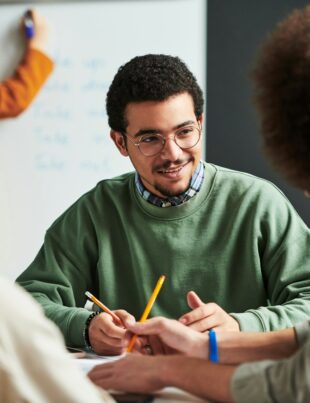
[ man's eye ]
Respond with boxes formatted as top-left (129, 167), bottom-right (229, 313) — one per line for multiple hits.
top-left (177, 127), bottom-right (194, 137)
top-left (141, 135), bottom-right (161, 143)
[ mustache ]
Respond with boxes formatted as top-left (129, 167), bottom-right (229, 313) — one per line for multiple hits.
top-left (153, 157), bottom-right (193, 172)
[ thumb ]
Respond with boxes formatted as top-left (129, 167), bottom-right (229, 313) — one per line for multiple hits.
top-left (187, 291), bottom-right (204, 310)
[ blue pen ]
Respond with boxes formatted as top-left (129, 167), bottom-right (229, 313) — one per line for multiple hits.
top-left (24, 10), bottom-right (35, 39)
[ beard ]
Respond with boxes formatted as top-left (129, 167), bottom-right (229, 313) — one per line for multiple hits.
top-left (153, 179), bottom-right (191, 198)
top-left (135, 156), bottom-right (195, 198)
top-left (152, 157), bottom-right (193, 197)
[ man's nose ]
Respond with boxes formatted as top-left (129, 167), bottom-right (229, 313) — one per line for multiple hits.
top-left (160, 136), bottom-right (182, 160)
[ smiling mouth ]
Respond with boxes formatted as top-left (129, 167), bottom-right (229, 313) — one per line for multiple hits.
top-left (157, 162), bottom-right (189, 176)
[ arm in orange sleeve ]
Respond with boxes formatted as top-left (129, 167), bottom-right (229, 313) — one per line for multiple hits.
top-left (0, 48), bottom-right (54, 118)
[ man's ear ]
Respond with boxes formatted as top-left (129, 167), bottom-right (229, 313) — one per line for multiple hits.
top-left (110, 131), bottom-right (129, 156)
top-left (304, 190), bottom-right (310, 198)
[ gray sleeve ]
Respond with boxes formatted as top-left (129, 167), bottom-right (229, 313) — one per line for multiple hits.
top-left (231, 334), bottom-right (310, 403)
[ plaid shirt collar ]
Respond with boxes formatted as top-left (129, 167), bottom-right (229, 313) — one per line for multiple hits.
top-left (135, 160), bottom-right (205, 207)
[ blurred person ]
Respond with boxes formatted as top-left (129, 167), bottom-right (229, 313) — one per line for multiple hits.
top-left (0, 277), bottom-right (115, 402)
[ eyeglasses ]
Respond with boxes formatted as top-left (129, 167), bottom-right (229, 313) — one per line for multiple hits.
top-left (122, 125), bottom-right (201, 157)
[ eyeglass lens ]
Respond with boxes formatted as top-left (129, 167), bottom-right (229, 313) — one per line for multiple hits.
top-left (138, 126), bottom-right (200, 156)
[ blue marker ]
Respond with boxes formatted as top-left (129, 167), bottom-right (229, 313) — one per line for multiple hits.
top-left (24, 10), bottom-right (35, 39)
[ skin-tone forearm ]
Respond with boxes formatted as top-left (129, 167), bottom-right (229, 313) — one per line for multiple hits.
top-left (125, 317), bottom-right (299, 365)
top-left (217, 327), bottom-right (298, 364)
top-left (162, 356), bottom-right (236, 402)
top-left (90, 321), bottom-right (298, 401)
top-left (89, 354), bottom-right (236, 402)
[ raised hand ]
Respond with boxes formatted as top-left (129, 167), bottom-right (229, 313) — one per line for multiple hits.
top-left (179, 291), bottom-right (240, 332)
top-left (23, 9), bottom-right (50, 53)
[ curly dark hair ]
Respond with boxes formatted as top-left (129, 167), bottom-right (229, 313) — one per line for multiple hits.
top-left (252, 6), bottom-right (310, 190)
top-left (106, 54), bottom-right (204, 133)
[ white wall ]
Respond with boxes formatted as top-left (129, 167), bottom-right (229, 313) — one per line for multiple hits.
top-left (0, 0), bottom-right (206, 278)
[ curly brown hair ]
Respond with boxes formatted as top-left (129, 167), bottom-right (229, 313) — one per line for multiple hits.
top-left (252, 6), bottom-right (310, 190)
top-left (106, 54), bottom-right (204, 133)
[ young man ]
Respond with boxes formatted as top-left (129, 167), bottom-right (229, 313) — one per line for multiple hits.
top-left (17, 54), bottom-right (310, 356)
top-left (88, 6), bottom-right (310, 403)
top-left (0, 10), bottom-right (54, 118)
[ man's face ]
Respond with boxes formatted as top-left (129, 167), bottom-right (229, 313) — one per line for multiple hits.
top-left (111, 92), bottom-right (203, 198)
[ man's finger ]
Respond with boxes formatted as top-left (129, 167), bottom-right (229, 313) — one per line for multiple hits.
top-left (179, 303), bottom-right (215, 325)
top-left (185, 315), bottom-right (219, 332)
top-left (126, 317), bottom-right (167, 335)
top-left (187, 290), bottom-right (204, 310)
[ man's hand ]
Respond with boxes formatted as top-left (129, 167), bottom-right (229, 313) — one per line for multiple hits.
top-left (88, 353), bottom-right (236, 402)
top-left (88, 310), bottom-right (137, 355)
top-left (89, 354), bottom-right (167, 394)
top-left (124, 316), bottom-right (208, 358)
top-left (179, 291), bottom-right (240, 332)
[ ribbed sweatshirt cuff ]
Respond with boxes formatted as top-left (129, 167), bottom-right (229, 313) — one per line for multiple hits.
top-left (68, 308), bottom-right (92, 347)
top-left (230, 311), bottom-right (265, 332)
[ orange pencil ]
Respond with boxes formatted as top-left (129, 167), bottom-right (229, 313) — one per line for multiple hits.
top-left (85, 291), bottom-right (122, 325)
top-left (127, 275), bottom-right (166, 353)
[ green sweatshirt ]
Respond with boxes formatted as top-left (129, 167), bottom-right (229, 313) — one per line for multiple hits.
top-left (17, 163), bottom-right (310, 347)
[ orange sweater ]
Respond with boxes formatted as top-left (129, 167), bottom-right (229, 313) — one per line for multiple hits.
top-left (0, 48), bottom-right (54, 118)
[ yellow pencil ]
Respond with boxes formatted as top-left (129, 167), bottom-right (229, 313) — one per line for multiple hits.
top-left (85, 291), bottom-right (122, 325)
top-left (127, 275), bottom-right (166, 353)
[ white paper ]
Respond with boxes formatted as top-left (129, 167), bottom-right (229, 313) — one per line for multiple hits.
top-left (74, 353), bottom-right (125, 374)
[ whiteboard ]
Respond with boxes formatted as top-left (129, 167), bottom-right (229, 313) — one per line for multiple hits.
top-left (0, 0), bottom-right (206, 279)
